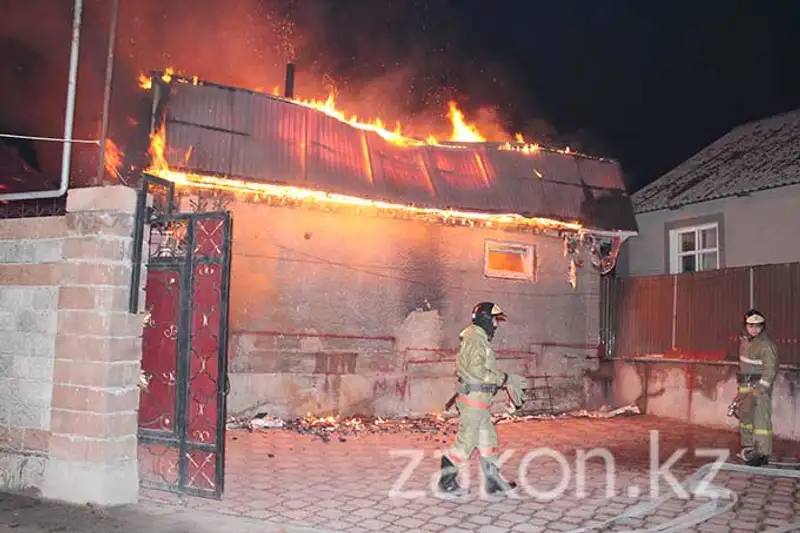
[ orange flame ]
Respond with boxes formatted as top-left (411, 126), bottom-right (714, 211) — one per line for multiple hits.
top-left (501, 140), bottom-right (541, 154)
top-left (144, 123), bottom-right (581, 232)
top-left (103, 139), bottom-right (123, 180)
top-left (135, 67), bottom-right (583, 157)
top-left (137, 67), bottom-right (584, 233)
top-left (136, 68), bottom-right (489, 148)
top-left (499, 139), bottom-right (577, 157)
top-left (447, 101), bottom-right (486, 143)
top-left (148, 122), bottom-right (169, 174)
top-left (138, 67), bottom-right (175, 90)
top-left (291, 91), bottom-right (431, 147)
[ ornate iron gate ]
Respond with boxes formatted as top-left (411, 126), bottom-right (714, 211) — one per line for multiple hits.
top-left (134, 175), bottom-right (233, 500)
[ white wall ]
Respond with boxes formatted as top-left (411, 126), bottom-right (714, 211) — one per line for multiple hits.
top-left (608, 358), bottom-right (800, 441)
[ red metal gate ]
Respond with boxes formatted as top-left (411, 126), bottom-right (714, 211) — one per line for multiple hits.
top-left (133, 176), bottom-right (233, 500)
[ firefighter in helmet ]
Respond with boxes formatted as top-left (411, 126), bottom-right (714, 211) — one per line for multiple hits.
top-left (438, 302), bottom-right (527, 497)
top-left (735, 309), bottom-right (778, 466)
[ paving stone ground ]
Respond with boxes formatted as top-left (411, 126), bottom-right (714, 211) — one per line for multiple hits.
top-left (2, 415), bottom-right (798, 533)
top-left (0, 491), bottom-right (335, 533)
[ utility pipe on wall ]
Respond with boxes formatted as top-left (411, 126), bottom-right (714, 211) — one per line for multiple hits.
top-left (96, 0), bottom-right (120, 184)
top-left (0, 0), bottom-right (83, 202)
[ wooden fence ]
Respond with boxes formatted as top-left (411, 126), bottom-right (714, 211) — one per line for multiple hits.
top-left (600, 262), bottom-right (800, 366)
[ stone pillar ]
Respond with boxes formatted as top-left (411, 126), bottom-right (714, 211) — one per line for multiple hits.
top-left (0, 217), bottom-right (65, 493)
top-left (42, 186), bottom-right (144, 505)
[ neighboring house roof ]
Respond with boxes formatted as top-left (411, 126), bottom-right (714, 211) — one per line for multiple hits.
top-left (632, 108), bottom-right (800, 214)
top-left (153, 76), bottom-right (638, 234)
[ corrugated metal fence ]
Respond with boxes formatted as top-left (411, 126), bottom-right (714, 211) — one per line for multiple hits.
top-left (600, 262), bottom-right (800, 366)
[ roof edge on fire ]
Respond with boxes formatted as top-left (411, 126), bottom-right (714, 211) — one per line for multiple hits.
top-left (148, 71), bottom-right (639, 235)
top-left (159, 72), bottom-right (621, 164)
top-left (632, 107), bottom-right (800, 214)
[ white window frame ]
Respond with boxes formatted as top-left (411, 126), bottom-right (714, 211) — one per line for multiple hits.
top-left (668, 222), bottom-right (720, 274)
top-left (484, 239), bottom-right (536, 281)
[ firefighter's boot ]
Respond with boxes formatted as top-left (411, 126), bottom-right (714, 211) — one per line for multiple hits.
top-left (480, 456), bottom-right (517, 496)
top-left (437, 455), bottom-right (468, 498)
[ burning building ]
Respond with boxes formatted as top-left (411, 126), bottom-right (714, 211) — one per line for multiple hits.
top-left (134, 69), bottom-right (638, 419)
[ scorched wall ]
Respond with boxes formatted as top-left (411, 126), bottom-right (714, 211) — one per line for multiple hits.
top-left (215, 199), bottom-right (604, 419)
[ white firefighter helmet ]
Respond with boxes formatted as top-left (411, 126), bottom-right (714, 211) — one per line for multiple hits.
top-left (744, 309), bottom-right (766, 325)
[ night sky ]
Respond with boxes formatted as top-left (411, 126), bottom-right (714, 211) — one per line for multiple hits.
top-left (1, 0), bottom-right (799, 192)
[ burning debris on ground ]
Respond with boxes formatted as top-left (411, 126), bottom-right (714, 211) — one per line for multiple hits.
top-left (227, 412), bottom-right (460, 442)
top-left (494, 404), bottom-right (642, 423)
top-left (226, 404), bottom-right (642, 442)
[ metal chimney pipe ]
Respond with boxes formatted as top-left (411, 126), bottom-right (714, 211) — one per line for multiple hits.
top-left (284, 63), bottom-right (295, 98)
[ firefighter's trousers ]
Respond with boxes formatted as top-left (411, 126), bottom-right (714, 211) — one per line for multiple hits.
top-left (738, 383), bottom-right (773, 457)
top-left (444, 393), bottom-right (501, 466)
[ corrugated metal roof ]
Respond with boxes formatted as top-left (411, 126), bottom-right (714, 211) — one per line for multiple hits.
top-left (633, 108), bottom-right (800, 214)
top-left (156, 77), bottom-right (637, 233)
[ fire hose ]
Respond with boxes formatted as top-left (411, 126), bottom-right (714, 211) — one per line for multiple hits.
top-left (564, 461), bottom-right (800, 533)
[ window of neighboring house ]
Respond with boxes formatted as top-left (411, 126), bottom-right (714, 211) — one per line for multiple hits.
top-left (668, 223), bottom-right (720, 274)
top-left (484, 240), bottom-right (536, 281)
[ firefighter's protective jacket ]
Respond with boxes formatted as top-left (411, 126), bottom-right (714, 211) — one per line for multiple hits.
top-left (456, 324), bottom-right (507, 386)
top-left (738, 332), bottom-right (779, 392)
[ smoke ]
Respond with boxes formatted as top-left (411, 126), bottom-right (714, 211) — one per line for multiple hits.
top-left (0, 0), bottom-right (572, 189)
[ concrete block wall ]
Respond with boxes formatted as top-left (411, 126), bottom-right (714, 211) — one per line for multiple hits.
top-left (590, 358), bottom-right (800, 441)
top-left (0, 217), bottom-right (64, 492)
top-left (0, 186), bottom-right (144, 506)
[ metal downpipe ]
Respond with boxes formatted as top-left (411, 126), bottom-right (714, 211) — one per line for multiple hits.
top-left (0, 0), bottom-right (83, 202)
top-left (96, 0), bottom-right (119, 185)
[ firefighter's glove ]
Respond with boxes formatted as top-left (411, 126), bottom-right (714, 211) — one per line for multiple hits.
top-left (138, 370), bottom-right (151, 393)
top-left (504, 373), bottom-right (528, 408)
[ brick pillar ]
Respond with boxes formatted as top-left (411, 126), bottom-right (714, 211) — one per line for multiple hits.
top-left (42, 186), bottom-right (144, 505)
